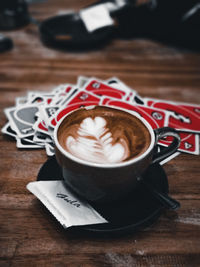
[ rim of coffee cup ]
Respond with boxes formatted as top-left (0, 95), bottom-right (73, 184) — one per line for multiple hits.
top-left (54, 105), bottom-right (155, 168)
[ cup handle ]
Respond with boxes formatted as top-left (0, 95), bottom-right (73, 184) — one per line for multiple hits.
top-left (152, 127), bottom-right (181, 164)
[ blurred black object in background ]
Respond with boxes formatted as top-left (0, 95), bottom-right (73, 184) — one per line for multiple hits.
top-left (38, 0), bottom-right (200, 51)
top-left (0, 0), bottom-right (199, 51)
top-left (115, 0), bottom-right (200, 50)
top-left (0, 0), bottom-right (30, 30)
top-left (0, 34), bottom-right (13, 52)
top-left (39, 13), bottom-right (114, 51)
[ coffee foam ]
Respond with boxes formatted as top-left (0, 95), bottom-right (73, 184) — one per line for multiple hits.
top-left (57, 106), bottom-right (151, 165)
top-left (65, 116), bottom-right (130, 164)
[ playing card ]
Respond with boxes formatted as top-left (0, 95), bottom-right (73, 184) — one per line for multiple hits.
top-left (33, 119), bottom-right (52, 136)
top-left (58, 88), bottom-right (79, 106)
top-left (16, 137), bottom-right (44, 149)
top-left (83, 78), bottom-right (130, 100)
top-left (39, 88), bottom-right (79, 128)
top-left (39, 105), bottom-right (60, 126)
top-left (33, 131), bottom-right (52, 144)
top-left (4, 106), bottom-right (38, 138)
top-left (50, 85), bottom-right (73, 106)
top-left (26, 91), bottom-right (53, 104)
top-left (106, 77), bottom-right (144, 104)
top-left (144, 98), bottom-right (200, 133)
top-left (1, 122), bottom-right (17, 138)
top-left (28, 94), bottom-right (53, 105)
top-left (45, 143), bottom-right (55, 156)
top-left (102, 98), bottom-right (169, 129)
top-left (180, 104), bottom-right (200, 119)
top-left (49, 90), bottom-right (102, 127)
top-left (159, 132), bottom-right (199, 155)
top-left (77, 76), bottom-right (89, 88)
top-left (15, 96), bottom-right (28, 106)
top-left (2, 122), bottom-right (46, 148)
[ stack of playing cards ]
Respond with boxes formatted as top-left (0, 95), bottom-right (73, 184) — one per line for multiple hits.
top-left (2, 76), bottom-right (200, 158)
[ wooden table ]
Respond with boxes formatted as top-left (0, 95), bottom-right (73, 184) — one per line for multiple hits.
top-left (1, 1), bottom-right (200, 266)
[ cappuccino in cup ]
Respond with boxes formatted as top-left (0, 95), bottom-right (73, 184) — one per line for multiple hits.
top-left (54, 105), bottom-right (180, 202)
top-left (57, 106), bottom-right (151, 165)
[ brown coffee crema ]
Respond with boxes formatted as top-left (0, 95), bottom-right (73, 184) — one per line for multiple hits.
top-left (57, 106), bottom-right (151, 164)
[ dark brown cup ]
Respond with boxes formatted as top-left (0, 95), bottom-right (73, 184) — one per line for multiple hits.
top-left (54, 106), bottom-right (180, 203)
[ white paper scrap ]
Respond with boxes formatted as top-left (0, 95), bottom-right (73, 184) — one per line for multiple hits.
top-left (80, 4), bottom-right (114, 32)
top-left (27, 180), bottom-right (107, 228)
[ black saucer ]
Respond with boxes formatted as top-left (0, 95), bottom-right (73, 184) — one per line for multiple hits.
top-left (37, 156), bottom-right (168, 234)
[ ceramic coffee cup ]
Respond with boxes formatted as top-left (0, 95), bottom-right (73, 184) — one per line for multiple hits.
top-left (54, 105), bottom-right (180, 203)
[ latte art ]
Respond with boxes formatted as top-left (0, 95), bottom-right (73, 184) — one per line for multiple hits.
top-left (65, 117), bottom-right (130, 164)
top-left (57, 106), bottom-right (151, 165)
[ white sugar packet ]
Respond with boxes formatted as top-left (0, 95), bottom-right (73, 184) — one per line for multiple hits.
top-left (27, 180), bottom-right (107, 228)
top-left (80, 4), bottom-right (114, 32)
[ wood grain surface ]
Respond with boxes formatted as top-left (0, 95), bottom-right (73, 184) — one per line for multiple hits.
top-left (0, 1), bottom-right (200, 266)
